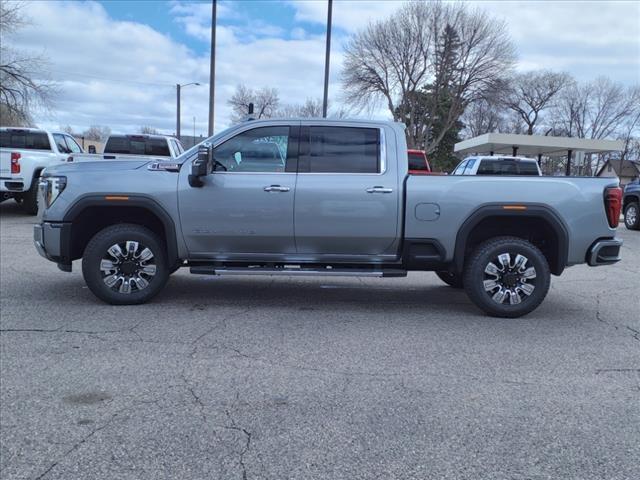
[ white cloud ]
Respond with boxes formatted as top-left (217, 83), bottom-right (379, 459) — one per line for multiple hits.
top-left (7, 0), bottom-right (638, 137)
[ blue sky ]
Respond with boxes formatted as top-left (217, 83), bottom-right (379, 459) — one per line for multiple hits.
top-left (7, 1), bottom-right (640, 136)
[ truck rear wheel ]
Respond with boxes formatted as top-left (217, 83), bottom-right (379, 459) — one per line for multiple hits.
top-left (435, 271), bottom-right (464, 289)
top-left (82, 224), bottom-right (169, 305)
top-left (624, 202), bottom-right (640, 230)
top-left (463, 236), bottom-right (550, 318)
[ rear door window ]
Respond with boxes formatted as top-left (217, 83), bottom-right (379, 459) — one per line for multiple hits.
top-left (299, 126), bottom-right (380, 173)
top-left (0, 130), bottom-right (51, 150)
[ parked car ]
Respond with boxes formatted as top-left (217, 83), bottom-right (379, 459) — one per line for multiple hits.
top-left (452, 156), bottom-right (542, 176)
top-left (0, 127), bottom-right (82, 214)
top-left (623, 180), bottom-right (640, 230)
top-left (408, 149), bottom-right (431, 174)
top-left (71, 134), bottom-right (184, 162)
top-left (34, 119), bottom-right (623, 318)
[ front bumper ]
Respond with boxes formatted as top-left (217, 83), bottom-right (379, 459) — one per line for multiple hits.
top-left (34, 222), bottom-right (73, 271)
top-left (587, 238), bottom-right (623, 266)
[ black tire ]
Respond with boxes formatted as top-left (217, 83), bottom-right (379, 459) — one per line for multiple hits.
top-left (82, 224), bottom-right (169, 305)
top-left (463, 236), bottom-right (551, 318)
top-left (436, 270), bottom-right (464, 289)
top-left (22, 178), bottom-right (39, 215)
top-left (624, 202), bottom-right (640, 230)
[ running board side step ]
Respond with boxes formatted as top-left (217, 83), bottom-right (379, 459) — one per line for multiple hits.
top-left (189, 266), bottom-right (407, 278)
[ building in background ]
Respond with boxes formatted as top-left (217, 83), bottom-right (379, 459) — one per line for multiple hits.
top-left (596, 159), bottom-right (640, 186)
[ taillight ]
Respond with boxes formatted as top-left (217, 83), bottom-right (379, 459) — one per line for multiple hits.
top-left (604, 186), bottom-right (622, 228)
top-left (10, 152), bottom-right (21, 174)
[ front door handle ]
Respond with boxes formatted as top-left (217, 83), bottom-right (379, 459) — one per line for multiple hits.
top-left (264, 185), bottom-right (290, 192)
top-left (366, 186), bottom-right (393, 194)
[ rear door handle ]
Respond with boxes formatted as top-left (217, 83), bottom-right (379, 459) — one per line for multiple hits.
top-left (366, 186), bottom-right (393, 194)
top-left (264, 185), bottom-right (290, 192)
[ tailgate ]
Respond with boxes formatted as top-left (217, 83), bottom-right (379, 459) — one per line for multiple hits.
top-left (0, 150), bottom-right (12, 176)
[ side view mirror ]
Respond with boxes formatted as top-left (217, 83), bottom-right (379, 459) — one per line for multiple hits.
top-left (188, 144), bottom-right (212, 188)
top-left (88, 145), bottom-right (96, 154)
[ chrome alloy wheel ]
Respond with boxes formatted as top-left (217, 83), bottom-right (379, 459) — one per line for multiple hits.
top-left (99, 241), bottom-right (157, 294)
top-left (626, 205), bottom-right (638, 227)
top-left (483, 252), bottom-right (537, 305)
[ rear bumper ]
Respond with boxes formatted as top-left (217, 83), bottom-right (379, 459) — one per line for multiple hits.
top-left (1, 177), bottom-right (26, 192)
top-left (587, 238), bottom-right (623, 266)
top-left (34, 222), bottom-right (73, 271)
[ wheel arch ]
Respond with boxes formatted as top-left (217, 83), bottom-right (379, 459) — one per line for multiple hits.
top-left (454, 204), bottom-right (569, 276)
top-left (62, 195), bottom-right (178, 264)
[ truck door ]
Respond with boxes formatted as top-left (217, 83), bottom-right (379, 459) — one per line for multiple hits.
top-left (178, 124), bottom-right (298, 256)
top-left (294, 125), bottom-right (400, 257)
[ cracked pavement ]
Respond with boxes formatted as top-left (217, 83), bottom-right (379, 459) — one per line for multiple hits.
top-left (1, 201), bottom-right (639, 480)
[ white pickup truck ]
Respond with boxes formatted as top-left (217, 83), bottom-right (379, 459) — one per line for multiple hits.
top-left (71, 134), bottom-right (185, 162)
top-left (0, 127), bottom-right (83, 214)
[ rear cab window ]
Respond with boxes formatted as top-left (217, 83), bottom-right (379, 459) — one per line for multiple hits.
top-left (299, 126), bottom-right (380, 173)
top-left (104, 136), bottom-right (171, 157)
top-left (477, 159), bottom-right (539, 175)
top-left (0, 130), bottom-right (51, 151)
top-left (408, 151), bottom-right (427, 171)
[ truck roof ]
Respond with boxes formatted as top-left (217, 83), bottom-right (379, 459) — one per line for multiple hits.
top-left (468, 155), bottom-right (539, 162)
top-left (108, 133), bottom-right (178, 141)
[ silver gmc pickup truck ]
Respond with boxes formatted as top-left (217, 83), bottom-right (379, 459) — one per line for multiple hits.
top-left (34, 119), bottom-right (624, 317)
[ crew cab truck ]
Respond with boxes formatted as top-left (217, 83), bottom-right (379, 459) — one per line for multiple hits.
top-left (34, 119), bottom-right (623, 318)
top-left (0, 127), bottom-right (83, 214)
top-left (71, 134), bottom-right (184, 162)
top-left (623, 180), bottom-right (640, 230)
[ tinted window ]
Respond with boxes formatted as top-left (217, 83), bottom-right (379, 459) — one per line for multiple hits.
top-left (477, 159), bottom-right (539, 176)
top-left (213, 126), bottom-right (289, 173)
top-left (0, 130), bottom-right (51, 150)
top-left (408, 152), bottom-right (427, 170)
top-left (104, 136), bottom-right (171, 156)
top-left (53, 134), bottom-right (70, 153)
top-left (301, 126), bottom-right (380, 173)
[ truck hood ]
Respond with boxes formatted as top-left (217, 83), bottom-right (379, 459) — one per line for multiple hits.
top-left (43, 159), bottom-right (152, 175)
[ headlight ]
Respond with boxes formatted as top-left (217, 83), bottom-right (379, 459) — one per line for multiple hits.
top-left (38, 176), bottom-right (67, 209)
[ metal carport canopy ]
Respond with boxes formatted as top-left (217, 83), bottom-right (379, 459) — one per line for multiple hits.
top-left (454, 133), bottom-right (624, 156)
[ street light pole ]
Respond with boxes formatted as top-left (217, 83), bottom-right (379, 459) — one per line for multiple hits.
top-left (208, 0), bottom-right (217, 136)
top-left (176, 82), bottom-right (200, 141)
top-left (176, 83), bottom-right (181, 139)
top-left (322, 0), bottom-right (333, 118)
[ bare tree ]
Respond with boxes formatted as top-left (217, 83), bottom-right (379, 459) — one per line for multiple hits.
top-left (503, 70), bottom-right (572, 135)
top-left (59, 124), bottom-right (75, 135)
top-left (228, 84), bottom-right (280, 123)
top-left (341, 1), bottom-right (516, 151)
top-left (139, 125), bottom-right (159, 134)
top-left (277, 98), bottom-right (350, 119)
top-left (0, 1), bottom-right (55, 124)
top-left (461, 96), bottom-right (507, 138)
top-left (82, 125), bottom-right (111, 142)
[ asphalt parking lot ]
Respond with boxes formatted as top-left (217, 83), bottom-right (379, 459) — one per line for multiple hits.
top-left (0, 200), bottom-right (638, 480)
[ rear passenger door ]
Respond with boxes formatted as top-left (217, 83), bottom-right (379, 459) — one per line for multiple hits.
top-left (294, 124), bottom-right (400, 258)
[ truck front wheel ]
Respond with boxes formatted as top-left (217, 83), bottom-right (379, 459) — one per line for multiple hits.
top-left (463, 236), bottom-right (550, 318)
top-left (82, 224), bottom-right (169, 305)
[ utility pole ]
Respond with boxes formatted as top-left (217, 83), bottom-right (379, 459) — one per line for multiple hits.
top-left (176, 83), bottom-right (181, 139)
top-left (208, 0), bottom-right (217, 136)
top-left (322, 0), bottom-right (333, 118)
